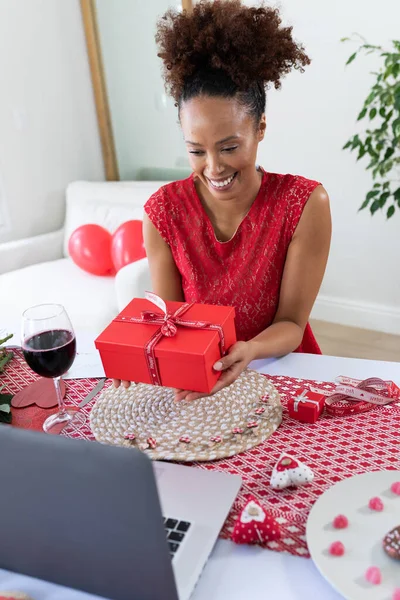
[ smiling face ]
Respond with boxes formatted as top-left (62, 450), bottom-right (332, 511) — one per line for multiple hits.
top-left (180, 95), bottom-right (266, 201)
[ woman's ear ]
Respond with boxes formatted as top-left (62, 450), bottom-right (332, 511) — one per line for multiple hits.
top-left (258, 114), bottom-right (267, 141)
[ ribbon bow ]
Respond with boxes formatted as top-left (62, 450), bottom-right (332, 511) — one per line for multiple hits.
top-left (113, 292), bottom-right (225, 386)
top-left (293, 390), bottom-right (321, 412)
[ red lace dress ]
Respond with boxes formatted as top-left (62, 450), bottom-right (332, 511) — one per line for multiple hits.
top-left (145, 169), bottom-right (321, 353)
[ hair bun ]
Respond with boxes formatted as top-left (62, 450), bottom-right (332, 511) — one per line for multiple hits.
top-left (156, 0), bottom-right (310, 101)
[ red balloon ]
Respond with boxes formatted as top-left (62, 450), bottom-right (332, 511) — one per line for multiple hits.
top-left (111, 220), bottom-right (146, 272)
top-left (68, 224), bottom-right (114, 276)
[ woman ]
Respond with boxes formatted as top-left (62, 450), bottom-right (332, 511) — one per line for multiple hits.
top-left (116, 0), bottom-right (331, 399)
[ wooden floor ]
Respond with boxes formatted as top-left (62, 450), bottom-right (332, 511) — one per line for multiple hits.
top-left (310, 320), bottom-right (400, 363)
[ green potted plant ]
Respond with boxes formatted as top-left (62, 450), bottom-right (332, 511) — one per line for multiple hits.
top-left (342, 35), bottom-right (400, 217)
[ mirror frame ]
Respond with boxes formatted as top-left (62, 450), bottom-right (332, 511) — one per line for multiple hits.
top-left (80, 0), bottom-right (194, 181)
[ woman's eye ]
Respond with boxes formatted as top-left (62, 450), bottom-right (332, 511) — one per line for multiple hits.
top-left (222, 146), bottom-right (238, 153)
top-left (189, 150), bottom-right (204, 156)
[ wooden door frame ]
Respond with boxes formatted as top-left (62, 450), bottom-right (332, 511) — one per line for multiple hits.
top-left (80, 0), bottom-right (193, 181)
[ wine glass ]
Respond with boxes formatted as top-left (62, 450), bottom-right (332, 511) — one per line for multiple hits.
top-left (21, 303), bottom-right (80, 434)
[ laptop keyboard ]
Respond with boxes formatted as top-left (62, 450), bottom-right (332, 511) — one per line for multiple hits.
top-left (164, 517), bottom-right (191, 558)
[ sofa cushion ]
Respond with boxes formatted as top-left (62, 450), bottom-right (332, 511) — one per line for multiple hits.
top-left (1, 258), bottom-right (118, 335)
top-left (63, 181), bottom-right (168, 257)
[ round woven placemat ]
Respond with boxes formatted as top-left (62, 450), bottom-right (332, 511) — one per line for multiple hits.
top-left (90, 369), bottom-right (282, 462)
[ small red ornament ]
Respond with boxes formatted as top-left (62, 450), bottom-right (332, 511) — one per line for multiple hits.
top-left (232, 497), bottom-right (281, 545)
top-left (247, 421), bottom-right (258, 429)
top-left (147, 437), bottom-right (157, 449)
top-left (232, 427), bottom-right (244, 434)
top-left (179, 435), bottom-right (191, 443)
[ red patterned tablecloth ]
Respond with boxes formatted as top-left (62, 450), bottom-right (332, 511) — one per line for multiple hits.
top-left (3, 350), bottom-right (400, 558)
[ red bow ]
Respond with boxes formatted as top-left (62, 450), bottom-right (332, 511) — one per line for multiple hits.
top-left (114, 292), bottom-right (225, 386)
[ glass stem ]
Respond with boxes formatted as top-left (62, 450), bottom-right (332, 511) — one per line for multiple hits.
top-left (54, 376), bottom-right (66, 417)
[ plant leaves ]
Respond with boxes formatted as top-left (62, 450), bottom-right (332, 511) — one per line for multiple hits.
top-left (392, 118), bottom-right (400, 138)
top-left (384, 147), bottom-right (395, 161)
top-left (369, 107), bottom-right (377, 119)
top-left (366, 190), bottom-right (380, 201)
top-left (346, 52), bottom-right (357, 65)
top-left (379, 191), bottom-right (391, 207)
top-left (0, 393), bottom-right (12, 424)
top-left (351, 134), bottom-right (360, 149)
top-left (365, 91), bottom-right (377, 105)
top-left (370, 199), bottom-right (381, 214)
top-left (357, 145), bottom-right (367, 160)
top-left (357, 107), bottom-right (367, 121)
top-left (387, 205), bottom-right (395, 218)
top-left (359, 199), bottom-right (370, 210)
top-left (342, 140), bottom-right (352, 149)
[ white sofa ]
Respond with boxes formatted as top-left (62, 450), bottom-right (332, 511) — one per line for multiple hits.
top-left (0, 181), bottom-right (165, 336)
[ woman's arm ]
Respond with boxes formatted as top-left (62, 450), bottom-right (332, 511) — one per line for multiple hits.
top-left (176, 185), bottom-right (331, 401)
top-left (249, 184), bottom-right (331, 359)
top-left (143, 213), bottom-right (184, 302)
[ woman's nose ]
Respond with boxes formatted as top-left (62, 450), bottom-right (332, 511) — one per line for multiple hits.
top-left (206, 155), bottom-right (225, 177)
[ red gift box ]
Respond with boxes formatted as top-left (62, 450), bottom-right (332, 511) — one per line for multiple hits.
top-left (287, 389), bottom-right (325, 423)
top-left (95, 293), bottom-right (236, 393)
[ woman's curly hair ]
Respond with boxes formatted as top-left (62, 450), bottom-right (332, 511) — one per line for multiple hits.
top-left (156, 0), bottom-right (310, 120)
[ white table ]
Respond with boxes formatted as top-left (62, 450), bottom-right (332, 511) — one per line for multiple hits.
top-left (1, 352), bottom-right (399, 600)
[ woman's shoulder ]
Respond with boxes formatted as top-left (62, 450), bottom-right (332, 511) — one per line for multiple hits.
top-left (261, 169), bottom-right (321, 194)
top-left (144, 175), bottom-right (195, 236)
top-left (146, 175), bottom-right (194, 204)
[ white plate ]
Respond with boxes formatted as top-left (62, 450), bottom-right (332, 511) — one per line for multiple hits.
top-left (307, 471), bottom-right (400, 600)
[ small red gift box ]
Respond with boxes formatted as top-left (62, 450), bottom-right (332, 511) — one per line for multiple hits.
top-left (287, 389), bottom-right (325, 423)
top-left (95, 293), bottom-right (236, 393)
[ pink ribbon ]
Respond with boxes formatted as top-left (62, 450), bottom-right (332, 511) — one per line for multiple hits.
top-left (113, 292), bottom-right (226, 386)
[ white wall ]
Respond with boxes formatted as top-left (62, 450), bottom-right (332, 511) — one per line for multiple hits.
top-left (0, 0), bottom-right (104, 244)
top-left (243, 0), bottom-right (400, 333)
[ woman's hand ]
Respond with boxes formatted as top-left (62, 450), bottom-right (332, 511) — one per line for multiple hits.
top-left (113, 379), bottom-right (132, 389)
top-left (174, 341), bottom-right (256, 402)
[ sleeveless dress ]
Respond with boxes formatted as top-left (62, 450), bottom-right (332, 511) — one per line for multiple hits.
top-left (145, 168), bottom-right (322, 354)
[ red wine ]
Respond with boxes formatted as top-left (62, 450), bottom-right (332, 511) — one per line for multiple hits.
top-left (23, 329), bottom-right (76, 378)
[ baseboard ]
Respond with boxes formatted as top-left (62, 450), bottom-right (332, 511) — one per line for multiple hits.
top-left (311, 295), bottom-right (400, 335)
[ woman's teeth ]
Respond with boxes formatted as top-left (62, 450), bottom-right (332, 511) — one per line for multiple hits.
top-left (209, 173), bottom-right (236, 188)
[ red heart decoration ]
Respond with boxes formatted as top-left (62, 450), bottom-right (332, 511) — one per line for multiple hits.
top-left (11, 378), bottom-right (66, 409)
top-left (232, 496), bottom-right (281, 545)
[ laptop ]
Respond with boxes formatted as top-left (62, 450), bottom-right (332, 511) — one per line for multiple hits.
top-left (0, 426), bottom-right (241, 600)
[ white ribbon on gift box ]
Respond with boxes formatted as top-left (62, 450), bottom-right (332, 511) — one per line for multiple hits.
top-left (293, 390), bottom-right (321, 412)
